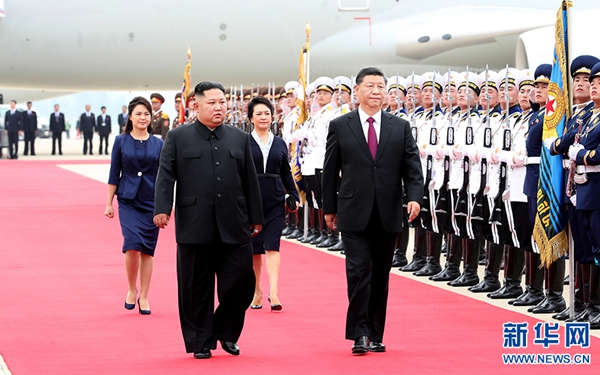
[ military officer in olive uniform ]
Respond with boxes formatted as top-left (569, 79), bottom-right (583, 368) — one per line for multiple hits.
top-left (151, 93), bottom-right (170, 139)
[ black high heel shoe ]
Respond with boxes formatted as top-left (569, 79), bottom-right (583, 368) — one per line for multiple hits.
top-left (268, 296), bottom-right (282, 312)
top-left (124, 301), bottom-right (135, 310)
top-left (138, 298), bottom-right (151, 315)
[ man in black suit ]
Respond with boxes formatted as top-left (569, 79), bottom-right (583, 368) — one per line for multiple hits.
top-left (154, 81), bottom-right (264, 360)
top-left (323, 67), bottom-right (423, 355)
top-left (22, 101), bottom-right (37, 156)
top-left (117, 105), bottom-right (128, 134)
top-left (4, 100), bottom-right (22, 159)
top-left (96, 106), bottom-right (111, 154)
top-left (49, 104), bottom-right (65, 155)
top-left (79, 104), bottom-right (96, 155)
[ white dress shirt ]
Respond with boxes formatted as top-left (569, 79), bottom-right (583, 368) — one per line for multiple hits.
top-left (357, 106), bottom-right (381, 144)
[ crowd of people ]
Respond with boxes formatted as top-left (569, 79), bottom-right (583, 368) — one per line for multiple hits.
top-left (101, 57), bottom-right (600, 359)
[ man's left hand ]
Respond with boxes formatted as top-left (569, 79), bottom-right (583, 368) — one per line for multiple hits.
top-left (407, 201), bottom-right (420, 222)
top-left (250, 224), bottom-right (262, 237)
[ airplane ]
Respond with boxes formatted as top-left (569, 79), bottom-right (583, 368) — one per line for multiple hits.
top-left (1, 0), bottom-right (600, 103)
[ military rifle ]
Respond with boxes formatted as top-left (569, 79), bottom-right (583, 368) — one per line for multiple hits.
top-left (455, 67), bottom-right (474, 217)
top-left (471, 65), bottom-right (492, 221)
top-left (435, 72), bottom-right (452, 214)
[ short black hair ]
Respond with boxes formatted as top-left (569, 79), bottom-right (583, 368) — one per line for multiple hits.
top-left (248, 96), bottom-right (274, 119)
top-left (194, 81), bottom-right (225, 97)
top-left (27, 101), bottom-right (32, 105)
top-left (10, 100), bottom-right (16, 104)
top-left (356, 67), bottom-right (387, 86)
top-left (101, 106), bottom-right (106, 110)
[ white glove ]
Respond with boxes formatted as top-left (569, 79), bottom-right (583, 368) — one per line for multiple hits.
top-left (419, 145), bottom-right (427, 158)
top-left (568, 144), bottom-right (584, 161)
top-left (512, 152), bottom-right (525, 167)
top-left (570, 194), bottom-right (577, 207)
top-left (425, 144), bottom-right (435, 156)
top-left (489, 149), bottom-right (500, 164)
top-left (544, 136), bottom-right (558, 151)
top-left (498, 151), bottom-right (509, 163)
top-left (479, 147), bottom-right (490, 161)
top-left (443, 145), bottom-right (451, 156)
top-left (452, 144), bottom-right (463, 159)
top-left (435, 146), bottom-right (445, 159)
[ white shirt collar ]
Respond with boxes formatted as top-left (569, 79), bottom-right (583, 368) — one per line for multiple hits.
top-left (357, 106), bottom-right (382, 142)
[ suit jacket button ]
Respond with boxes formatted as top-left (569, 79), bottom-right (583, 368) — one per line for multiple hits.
top-left (215, 161), bottom-right (220, 166)
top-left (216, 177), bottom-right (221, 181)
top-left (217, 193), bottom-right (222, 198)
top-left (373, 166), bottom-right (377, 170)
top-left (137, 172), bottom-right (142, 177)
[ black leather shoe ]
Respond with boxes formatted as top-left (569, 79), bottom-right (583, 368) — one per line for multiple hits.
top-left (589, 313), bottom-right (600, 329)
top-left (487, 283), bottom-right (523, 299)
top-left (552, 305), bottom-right (584, 321)
top-left (352, 336), bottom-right (369, 355)
top-left (368, 342), bottom-right (386, 352)
top-left (468, 278), bottom-right (501, 293)
top-left (448, 271), bottom-right (479, 287)
top-left (413, 262), bottom-right (442, 277)
top-left (281, 226), bottom-right (294, 236)
top-left (317, 236), bottom-right (338, 248)
top-left (391, 252), bottom-right (408, 268)
top-left (429, 265), bottom-right (460, 282)
top-left (124, 301), bottom-right (135, 310)
top-left (220, 341), bottom-right (240, 356)
top-left (529, 296), bottom-right (566, 314)
top-left (512, 289), bottom-right (545, 306)
top-left (401, 257), bottom-right (427, 272)
top-left (286, 228), bottom-right (303, 239)
top-left (327, 240), bottom-right (344, 251)
top-left (193, 349), bottom-right (212, 359)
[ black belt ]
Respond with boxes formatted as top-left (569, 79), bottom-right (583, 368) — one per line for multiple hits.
top-left (258, 173), bottom-right (280, 178)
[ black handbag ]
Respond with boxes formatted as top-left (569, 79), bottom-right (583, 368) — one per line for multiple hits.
top-left (285, 194), bottom-right (298, 211)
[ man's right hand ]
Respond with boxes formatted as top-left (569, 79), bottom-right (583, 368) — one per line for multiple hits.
top-left (153, 213), bottom-right (170, 229)
top-left (325, 213), bottom-right (337, 231)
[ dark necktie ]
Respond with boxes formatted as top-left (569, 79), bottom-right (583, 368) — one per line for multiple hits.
top-left (367, 117), bottom-right (377, 159)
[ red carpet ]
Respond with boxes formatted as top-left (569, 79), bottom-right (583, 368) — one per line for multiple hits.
top-left (0, 160), bottom-right (597, 374)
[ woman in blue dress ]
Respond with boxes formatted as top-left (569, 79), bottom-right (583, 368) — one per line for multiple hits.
top-left (248, 96), bottom-right (299, 311)
top-left (104, 96), bottom-right (164, 315)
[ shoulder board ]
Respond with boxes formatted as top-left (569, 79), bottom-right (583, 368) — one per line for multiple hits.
top-left (491, 112), bottom-right (500, 117)
top-left (161, 113), bottom-right (169, 119)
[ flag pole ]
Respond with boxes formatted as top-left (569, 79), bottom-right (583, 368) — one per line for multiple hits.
top-left (565, 0), bottom-right (575, 320)
top-left (303, 20), bottom-right (311, 241)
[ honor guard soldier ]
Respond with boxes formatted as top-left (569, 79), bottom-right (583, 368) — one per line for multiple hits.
top-left (281, 81), bottom-right (300, 238)
top-left (477, 70), bottom-right (501, 116)
top-left (428, 70), bottom-right (465, 284)
top-left (302, 77), bottom-right (335, 245)
top-left (547, 56), bottom-right (600, 323)
top-left (445, 71), bottom-right (481, 287)
top-left (522, 63), bottom-right (566, 313)
top-left (387, 76), bottom-right (408, 119)
top-left (568, 61), bottom-right (600, 329)
top-left (173, 92), bottom-right (183, 129)
top-left (442, 70), bottom-right (460, 113)
top-left (410, 72), bottom-right (445, 278)
top-left (487, 68), bottom-right (530, 300)
top-left (405, 73), bottom-right (423, 115)
top-left (151, 93), bottom-right (169, 139)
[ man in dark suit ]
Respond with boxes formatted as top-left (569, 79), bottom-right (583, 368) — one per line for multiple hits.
top-left (117, 105), bottom-right (128, 134)
top-left (22, 101), bottom-right (37, 156)
top-left (4, 100), bottom-right (22, 159)
top-left (79, 104), bottom-right (96, 155)
top-left (96, 106), bottom-right (111, 154)
top-left (49, 104), bottom-right (65, 155)
top-left (323, 67), bottom-right (423, 355)
top-left (153, 81), bottom-right (264, 360)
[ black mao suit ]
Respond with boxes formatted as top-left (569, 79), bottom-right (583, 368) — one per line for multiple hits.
top-left (323, 108), bottom-right (423, 343)
top-left (49, 112), bottom-right (65, 155)
top-left (22, 110), bottom-right (37, 155)
top-left (154, 121), bottom-right (264, 353)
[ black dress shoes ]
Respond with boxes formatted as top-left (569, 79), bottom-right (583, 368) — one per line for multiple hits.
top-left (351, 336), bottom-right (369, 355)
top-left (124, 301), bottom-right (135, 310)
top-left (391, 251), bottom-right (408, 268)
top-left (369, 342), bottom-right (386, 352)
top-left (193, 348), bottom-right (212, 359)
top-left (220, 341), bottom-right (240, 356)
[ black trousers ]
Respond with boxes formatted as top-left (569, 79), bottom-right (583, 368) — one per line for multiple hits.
top-left (23, 131), bottom-right (36, 155)
top-left (98, 134), bottom-right (109, 154)
top-left (341, 201), bottom-right (396, 342)
top-left (7, 132), bottom-right (18, 158)
top-left (176, 242), bottom-right (255, 353)
top-left (83, 131), bottom-right (93, 154)
top-left (52, 132), bottom-right (62, 154)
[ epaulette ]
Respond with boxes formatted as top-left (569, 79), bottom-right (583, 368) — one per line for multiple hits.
top-left (161, 113), bottom-right (169, 119)
top-left (490, 112), bottom-right (500, 117)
